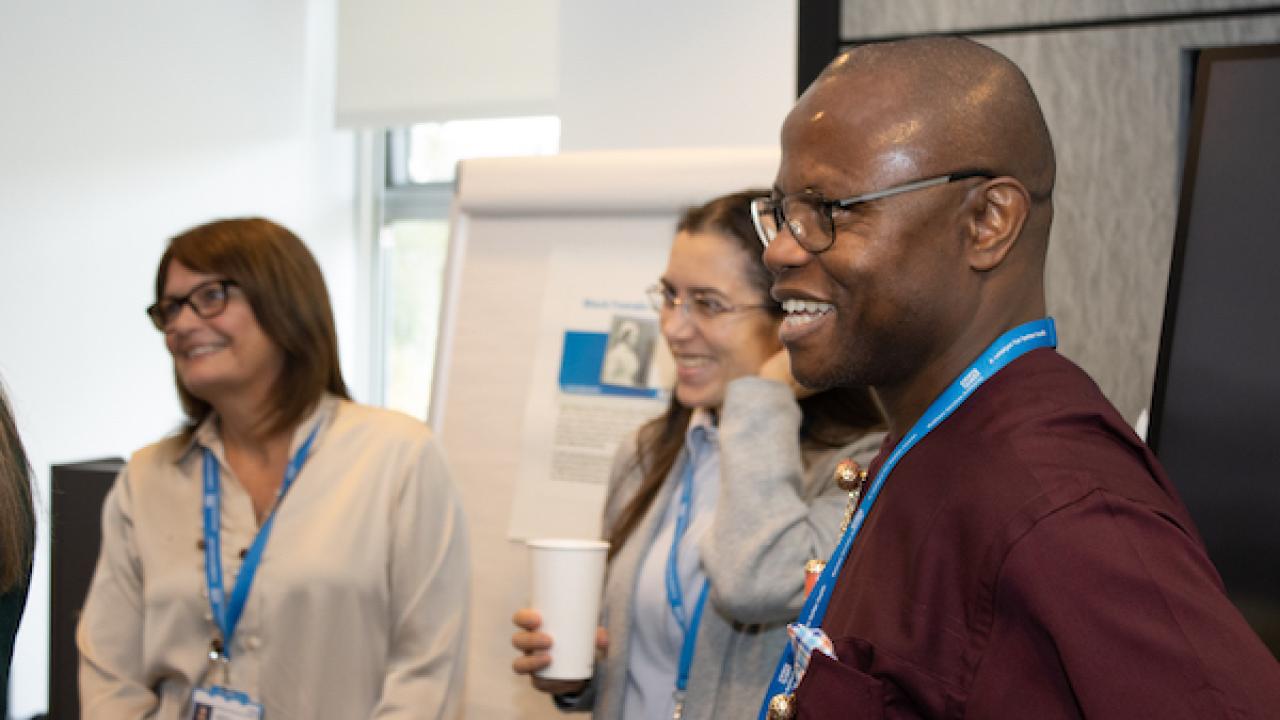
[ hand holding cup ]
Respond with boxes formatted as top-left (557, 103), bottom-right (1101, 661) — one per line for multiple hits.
top-left (511, 609), bottom-right (608, 695)
top-left (519, 539), bottom-right (609, 685)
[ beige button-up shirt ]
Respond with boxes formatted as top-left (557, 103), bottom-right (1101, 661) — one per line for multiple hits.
top-left (77, 395), bottom-right (469, 718)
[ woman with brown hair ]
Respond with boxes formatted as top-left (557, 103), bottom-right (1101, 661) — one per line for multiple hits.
top-left (78, 218), bottom-right (469, 718)
top-left (0, 383), bottom-right (35, 718)
top-left (512, 191), bottom-right (884, 719)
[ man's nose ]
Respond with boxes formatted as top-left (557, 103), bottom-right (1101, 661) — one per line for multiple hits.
top-left (762, 218), bottom-right (812, 275)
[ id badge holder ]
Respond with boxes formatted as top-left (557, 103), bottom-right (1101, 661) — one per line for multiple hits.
top-left (190, 686), bottom-right (265, 720)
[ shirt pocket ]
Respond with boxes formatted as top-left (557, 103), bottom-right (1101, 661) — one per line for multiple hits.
top-left (794, 646), bottom-right (886, 719)
top-left (795, 636), bottom-right (944, 719)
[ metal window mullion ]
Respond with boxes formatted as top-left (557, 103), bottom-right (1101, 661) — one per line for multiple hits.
top-left (383, 183), bottom-right (455, 224)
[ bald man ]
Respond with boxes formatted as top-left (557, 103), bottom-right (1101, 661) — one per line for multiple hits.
top-left (755, 38), bottom-right (1280, 719)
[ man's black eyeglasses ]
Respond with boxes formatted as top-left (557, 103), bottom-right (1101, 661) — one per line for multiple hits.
top-left (750, 170), bottom-right (995, 254)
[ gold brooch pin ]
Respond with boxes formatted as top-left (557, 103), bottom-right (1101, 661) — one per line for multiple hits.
top-left (766, 692), bottom-right (796, 719)
top-left (833, 458), bottom-right (868, 533)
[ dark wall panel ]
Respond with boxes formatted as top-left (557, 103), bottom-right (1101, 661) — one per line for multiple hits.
top-left (1151, 44), bottom-right (1280, 655)
top-left (48, 459), bottom-right (121, 719)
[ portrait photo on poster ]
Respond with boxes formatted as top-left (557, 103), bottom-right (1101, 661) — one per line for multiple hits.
top-left (599, 315), bottom-right (657, 389)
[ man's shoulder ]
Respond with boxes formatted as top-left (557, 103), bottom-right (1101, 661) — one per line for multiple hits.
top-left (946, 349), bottom-right (1144, 475)
top-left (968, 348), bottom-right (1121, 435)
top-left (907, 349), bottom-right (1178, 533)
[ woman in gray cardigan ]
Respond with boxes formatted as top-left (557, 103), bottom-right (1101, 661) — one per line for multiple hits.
top-left (513, 190), bottom-right (883, 719)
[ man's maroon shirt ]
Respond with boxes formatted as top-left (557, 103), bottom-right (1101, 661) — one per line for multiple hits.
top-left (795, 349), bottom-right (1280, 718)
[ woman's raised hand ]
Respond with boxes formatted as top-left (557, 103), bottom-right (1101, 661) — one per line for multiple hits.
top-left (758, 348), bottom-right (815, 400)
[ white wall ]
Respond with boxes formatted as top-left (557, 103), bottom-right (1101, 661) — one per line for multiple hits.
top-left (0, 1), bottom-right (357, 715)
top-left (335, 0), bottom-right (795, 149)
top-left (557, 0), bottom-right (796, 151)
top-left (336, 0), bottom-right (560, 126)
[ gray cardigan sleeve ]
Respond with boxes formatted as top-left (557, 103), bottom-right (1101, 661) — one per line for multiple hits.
top-left (700, 376), bottom-right (883, 625)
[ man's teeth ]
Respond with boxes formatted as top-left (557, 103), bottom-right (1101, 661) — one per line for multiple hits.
top-left (676, 356), bottom-right (710, 368)
top-left (781, 299), bottom-right (833, 326)
top-left (782, 299), bottom-right (834, 314)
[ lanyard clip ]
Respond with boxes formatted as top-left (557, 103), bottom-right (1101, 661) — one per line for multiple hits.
top-left (671, 689), bottom-right (687, 720)
top-left (208, 638), bottom-right (231, 685)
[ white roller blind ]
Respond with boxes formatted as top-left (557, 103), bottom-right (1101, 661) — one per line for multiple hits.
top-left (336, 0), bottom-right (559, 128)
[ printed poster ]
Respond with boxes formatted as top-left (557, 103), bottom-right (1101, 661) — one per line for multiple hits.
top-left (507, 243), bottom-right (672, 540)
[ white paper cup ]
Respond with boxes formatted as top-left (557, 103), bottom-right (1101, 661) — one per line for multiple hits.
top-left (527, 538), bottom-right (610, 680)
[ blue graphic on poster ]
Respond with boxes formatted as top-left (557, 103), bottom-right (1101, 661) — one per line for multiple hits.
top-left (560, 331), bottom-right (660, 398)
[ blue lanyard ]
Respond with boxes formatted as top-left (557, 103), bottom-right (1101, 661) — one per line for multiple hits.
top-left (665, 451), bottom-right (713, 698)
top-left (202, 423), bottom-right (320, 658)
top-left (758, 318), bottom-right (1057, 716)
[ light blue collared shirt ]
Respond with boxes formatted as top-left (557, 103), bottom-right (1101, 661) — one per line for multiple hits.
top-left (622, 410), bottom-right (721, 720)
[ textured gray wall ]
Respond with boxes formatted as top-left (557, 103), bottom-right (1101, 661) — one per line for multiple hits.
top-left (842, 0), bottom-right (1280, 38)
top-left (840, 1), bottom-right (1280, 423)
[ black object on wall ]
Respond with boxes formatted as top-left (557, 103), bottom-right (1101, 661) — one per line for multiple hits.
top-left (1149, 43), bottom-right (1280, 657)
top-left (796, 0), bottom-right (840, 96)
top-left (48, 458), bottom-right (122, 719)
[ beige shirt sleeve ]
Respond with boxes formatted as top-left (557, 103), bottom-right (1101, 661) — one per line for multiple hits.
top-left (371, 424), bottom-right (470, 718)
top-left (77, 464), bottom-right (164, 718)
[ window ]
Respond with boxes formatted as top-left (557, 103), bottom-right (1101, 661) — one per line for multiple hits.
top-left (379, 218), bottom-right (450, 418)
top-left (395, 115), bottom-right (560, 184)
top-left (371, 116), bottom-right (560, 417)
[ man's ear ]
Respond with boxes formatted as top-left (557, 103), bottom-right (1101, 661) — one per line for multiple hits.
top-left (965, 178), bottom-right (1029, 272)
